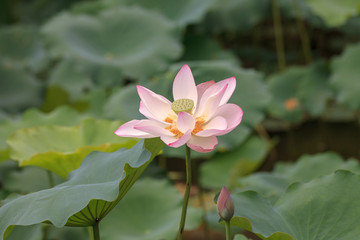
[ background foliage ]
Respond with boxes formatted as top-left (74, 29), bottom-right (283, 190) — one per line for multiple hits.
top-left (1, 0), bottom-right (360, 239)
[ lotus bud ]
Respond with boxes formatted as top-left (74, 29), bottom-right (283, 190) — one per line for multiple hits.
top-left (217, 186), bottom-right (234, 221)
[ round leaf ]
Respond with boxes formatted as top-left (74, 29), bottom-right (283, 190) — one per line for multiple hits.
top-left (0, 106), bottom-right (82, 162)
top-left (0, 64), bottom-right (42, 113)
top-left (239, 152), bottom-right (360, 203)
top-left (330, 43), bottom-right (360, 110)
top-left (306, 0), bottom-right (360, 27)
top-left (42, 8), bottom-right (182, 78)
top-left (7, 118), bottom-right (137, 178)
top-left (200, 135), bottom-right (270, 189)
top-left (0, 139), bottom-right (164, 239)
top-left (0, 25), bottom-right (47, 71)
top-left (101, 178), bottom-right (202, 240)
top-left (231, 170), bottom-right (360, 240)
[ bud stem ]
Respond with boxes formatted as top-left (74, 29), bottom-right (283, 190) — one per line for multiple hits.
top-left (225, 220), bottom-right (231, 240)
top-left (177, 146), bottom-right (192, 240)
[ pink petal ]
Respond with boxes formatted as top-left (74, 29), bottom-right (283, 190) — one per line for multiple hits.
top-left (195, 116), bottom-right (228, 137)
top-left (213, 104), bottom-right (243, 135)
top-left (137, 85), bottom-right (174, 121)
top-left (172, 65), bottom-right (198, 104)
top-left (194, 84), bottom-right (228, 120)
top-left (133, 119), bottom-right (171, 136)
top-left (176, 112), bottom-right (195, 133)
top-left (139, 101), bottom-right (173, 124)
top-left (161, 130), bottom-right (192, 148)
top-left (187, 135), bottom-right (218, 153)
top-left (114, 120), bottom-right (156, 138)
top-left (216, 77), bottom-right (236, 106)
top-left (139, 100), bottom-right (155, 119)
top-left (196, 80), bottom-right (215, 106)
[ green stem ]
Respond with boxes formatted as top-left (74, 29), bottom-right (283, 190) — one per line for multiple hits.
top-left (272, 0), bottom-right (286, 71)
top-left (93, 220), bottom-right (100, 240)
top-left (225, 220), bottom-right (231, 240)
top-left (46, 170), bottom-right (54, 188)
top-left (177, 146), bottom-right (192, 240)
top-left (41, 224), bottom-right (50, 240)
top-left (88, 227), bottom-right (94, 240)
top-left (293, 0), bottom-right (312, 63)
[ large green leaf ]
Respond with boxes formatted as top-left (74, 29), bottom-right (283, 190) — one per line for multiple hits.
top-left (200, 135), bottom-right (270, 189)
top-left (48, 59), bottom-right (94, 101)
top-left (0, 138), bottom-right (164, 239)
top-left (306, 0), bottom-right (360, 27)
top-left (238, 152), bottom-right (360, 203)
top-left (7, 118), bottom-right (137, 178)
top-left (230, 170), bottom-right (360, 240)
top-left (104, 85), bottom-right (144, 122)
top-left (72, 0), bottom-right (216, 26)
top-left (42, 7), bottom-right (182, 78)
top-left (6, 225), bottom-right (88, 240)
top-left (181, 33), bottom-right (240, 65)
top-left (0, 25), bottom-right (47, 72)
top-left (101, 178), bottom-right (201, 240)
top-left (234, 235), bottom-right (251, 240)
top-left (3, 167), bottom-right (64, 194)
top-left (267, 62), bottom-right (332, 123)
top-left (0, 106), bottom-right (83, 162)
top-left (108, 0), bottom-right (217, 26)
top-left (0, 64), bottom-right (43, 113)
top-left (48, 59), bottom-right (125, 103)
top-left (0, 107), bottom-right (85, 164)
top-left (330, 43), bottom-right (360, 110)
top-left (200, 0), bottom-right (270, 33)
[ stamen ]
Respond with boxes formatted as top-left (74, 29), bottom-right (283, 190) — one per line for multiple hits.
top-left (193, 119), bottom-right (205, 134)
top-left (164, 116), bottom-right (183, 138)
top-left (164, 117), bottom-right (174, 123)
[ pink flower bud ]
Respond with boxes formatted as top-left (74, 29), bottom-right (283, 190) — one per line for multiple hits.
top-left (217, 186), bottom-right (234, 221)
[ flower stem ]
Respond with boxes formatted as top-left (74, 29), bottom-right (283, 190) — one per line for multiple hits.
top-left (93, 220), bottom-right (100, 240)
top-left (177, 146), bottom-right (192, 240)
top-left (225, 220), bottom-right (231, 240)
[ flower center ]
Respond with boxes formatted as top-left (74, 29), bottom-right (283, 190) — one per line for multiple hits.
top-left (171, 98), bottom-right (194, 114)
top-left (164, 117), bottom-right (183, 138)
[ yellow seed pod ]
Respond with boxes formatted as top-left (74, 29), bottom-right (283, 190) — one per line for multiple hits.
top-left (171, 98), bottom-right (194, 114)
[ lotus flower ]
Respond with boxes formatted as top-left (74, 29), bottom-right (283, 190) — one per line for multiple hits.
top-left (217, 186), bottom-right (234, 221)
top-left (115, 64), bottom-right (243, 153)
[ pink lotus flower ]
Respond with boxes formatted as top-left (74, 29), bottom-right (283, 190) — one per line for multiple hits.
top-left (114, 64), bottom-right (243, 153)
